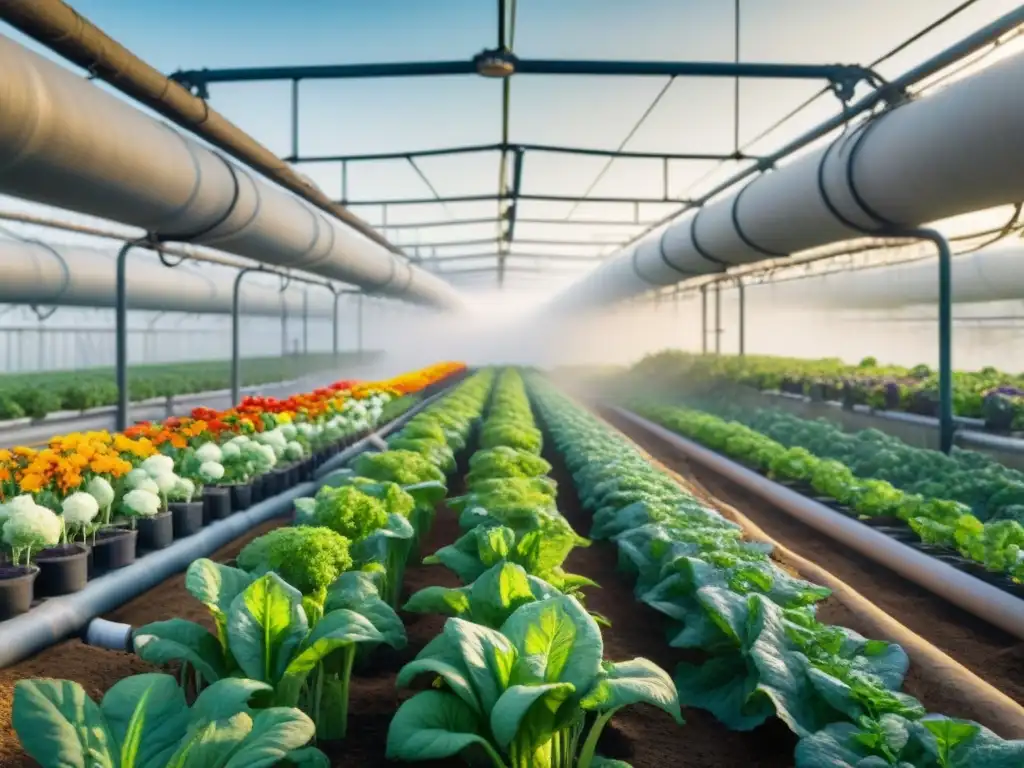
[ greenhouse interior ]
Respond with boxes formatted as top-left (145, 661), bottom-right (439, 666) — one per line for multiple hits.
top-left (2, 2), bottom-right (1024, 766)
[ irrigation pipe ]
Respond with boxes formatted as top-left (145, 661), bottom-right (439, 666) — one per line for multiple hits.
top-left (601, 405), bottom-right (1024, 739)
top-left (0, 380), bottom-right (456, 669)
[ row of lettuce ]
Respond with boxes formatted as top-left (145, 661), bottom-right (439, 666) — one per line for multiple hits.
top-left (0, 362), bottom-right (464, 617)
top-left (528, 374), bottom-right (1024, 767)
top-left (11, 368), bottom-right (682, 768)
top-left (0, 352), bottom-right (381, 420)
top-left (630, 351), bottom-right (1024, 430)
top-left (629, 397), bottom-right (1024, 588)
top-left (10, 367), bottom-right (490, 767)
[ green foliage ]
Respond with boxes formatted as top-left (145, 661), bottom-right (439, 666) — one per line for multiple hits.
top-left (236, 527), bottom-right (352, 598)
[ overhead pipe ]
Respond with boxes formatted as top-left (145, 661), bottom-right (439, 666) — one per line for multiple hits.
top-left (551, 27), bottom-right (1024, 311)
top-left (0, 240), bottom-right (340, 317)
top-left (0, 35), bottom-right (462, 311)
top-left (0, 0), bottom-right (405, 260)
top-left (610, 407), bottom-right (1024, 641)
top-left (0, 385), bottom-right (450, 669)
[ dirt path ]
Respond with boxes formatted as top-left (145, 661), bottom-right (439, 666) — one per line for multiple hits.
top-left (600, 407), bottom-right (1024, 712)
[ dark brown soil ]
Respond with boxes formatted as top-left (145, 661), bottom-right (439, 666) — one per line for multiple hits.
top-left (601, 407), bottom-right (1024, 714)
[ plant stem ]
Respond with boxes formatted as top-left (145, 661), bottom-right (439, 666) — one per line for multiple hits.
top-left (576, 710), bottom-right (616, 768)
top-left (338, 643), bottom-right (356, 738)
top-left (312, 663), bottom-right (324, 740)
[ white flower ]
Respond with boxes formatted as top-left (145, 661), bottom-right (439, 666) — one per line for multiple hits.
top-left (86, 477), bottom-right (115, 509)
top-left (199, 461), bottom-right (225, 482)
top-left (152, 472), bottom-right (180, 495)
top-left (256, 444), bottom-right (277, 468)
top-left (5, 495), bottom-right (39, 516)
top-left (226, 435), bottom-right (250, 447)
top-left (135, 477), bottom-right (160, 495)
top-left (3, 503), bottom-right (62, 551)
top-left (126, 468), bottom-right (152, 489)
top-left (172, 476), bottom-right (196, 502)
top-left (195, 442), bottom-right (224, 463)
top-left (221, 442), bottom-right (242, 460)
top-left (141, 454), bottom-right (175, 478)
top-left (284, 441), bottom-right (304, 461)
top-left (123, 489), bottom-right (161, 518)
top-left (62, 492), bottom-right (100, 527)
top-left (280, 424), bottom-right (298, 440)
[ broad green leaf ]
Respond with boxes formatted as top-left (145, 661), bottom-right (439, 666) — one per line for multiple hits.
top-left (222, 708), bottom-right (319, 768)
top-left (404, 584), bottom-right (473, 618)
top-left (133, 619), bottom-right (227, 684)
top-left (478, 526), bottom-right (515, 566)
top-left (12, 679), bottom-right (117, 768)
top-left (490, 682), bottom-right (575, 750)
top-left (675, 654), bottom-right (775, 731)
top-left (581, 658), bottom-right (683, 723)
top-left (501, 595), bottom-right (603, 695)
top-left (100, 674), bottom-right (191, 768)
top-left (185, 559), bottom-right (256, 651)
top-left (281, 746), bottom-right (331, 767)
top-left (443, 618), bottom-right (517, 716)
top-left (386, 690), bottom-right (495, 762)
top-left (278, 609), bottom-right (383, 705)
top-left (591, 758), bottom-right (633, 768)
top-left (325, 569), bottom-right (384, 608)
top-left (397, 657), bottom-right (481, 714)
top-left (404, 480), bottom-right (448, 508)
top-left (167, 713), bottom-right (252, 768)
top-left (468, 562), bottom-right (545, 628)
top-left (227, 573), bottom-right (308, 684)
top-left (292, 498), bottom-right (316, 525)
top-left (190, 679), bottom-right (274, 724)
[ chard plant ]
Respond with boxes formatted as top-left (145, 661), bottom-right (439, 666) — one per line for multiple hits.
top-left (134, 560), bottom-right (405, 739)
top-left (13, 673), bottom-right (327, 768)
top-left (387, 594), bottom-right (681, 768)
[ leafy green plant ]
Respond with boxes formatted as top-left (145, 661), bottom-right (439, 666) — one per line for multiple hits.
top-left (12, 673), bottom-right (327, 768)
top-left (236, 527), bottom-right (352, 603)
top-left (386, 595), bottom-right (682, 767)
top-left (134, 562), bottom-right (405, 739)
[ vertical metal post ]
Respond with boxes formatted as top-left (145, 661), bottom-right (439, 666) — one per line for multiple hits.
top-left (700, 284), bottom-right (708, 354)
top-left (290, 79), bottom-right (300, 160)
top-left (332, 289), bottom-right (340, 357)
top-left (737, 278), bottom-right (746, 356)
top-left (302, 288), bottom-right (309, 355)
top-left (936, 235), bottom-right (954, 454)
top-left (231, 268), bottom-right (254, 405)
top-left (662, 157), bottom-right (669, 201)
top-left (356, 294), bottom-right (364, 355)
top-left (115, 239), bottom-right (147, 431)
top-left (714, 281), bottom-right (722, 354)
top-left (341, 161), bottom-right (348, 203)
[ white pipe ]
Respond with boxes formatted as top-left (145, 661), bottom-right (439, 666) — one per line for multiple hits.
top-left (609, 407), bottom-right (1024, 641)
top-left (749, 243), bottom-right (1024, 309)
top-left (0, 240), bottom-right (339, 317)
top-left (84, 618), bottom-right (134, 652)
top-left (0, 34), bottom-right (462, 311)
top-left (552, 50), bottom-right (1024, 311)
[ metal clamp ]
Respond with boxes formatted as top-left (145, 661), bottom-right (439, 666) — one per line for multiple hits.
top-left (689, 206), bottom-right (731, 270)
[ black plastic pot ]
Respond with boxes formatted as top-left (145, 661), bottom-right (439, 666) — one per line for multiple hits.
top-left (138, 511), bottom-right (174, 552)
top-left (250, 475), bottom-right (265, 505)
top-left (204, 486), bottom-right (232, 523)
top-left (35, 544), bottom-right (89, 597)
top-left (0, 566), bottom-right (38, 620)
top-left (170, 501), bottom-right (205, 538)
top-left (271, 466), bottom-right (292, 493)
top-left (91, 529), bottom-right (138, 575)
top-left (227, 483), bottom-right (253, 512)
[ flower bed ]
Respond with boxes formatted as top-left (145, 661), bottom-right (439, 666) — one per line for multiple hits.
top-left (0, 361), bottom-right (465, 619)
top-left (0, 351), bottom-right (382, 420)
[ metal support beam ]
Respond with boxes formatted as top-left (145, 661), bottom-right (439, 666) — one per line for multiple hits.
top-left (714, 282), bottom-right (722, 354)
top-left (171, 57), bottom-right (875, 96)
top-left (295, 142), bottom-right (756, 164)
top-left (302, 288), bottom-right (309, 355)
top-left (332, 289), bottom-right (341, 357)
top-left (700, 284), bottom-right (708, 354)
top-left (356, 294), bottom-right (364, 354)
top-left (505, 147), bottom-right (526, 243)
top-left (380, 215), bottom-right (659, 229)
top-left (289, 79), bottom-right (300, 161)
top-left (423, 251), bottom-right (601, 263)
top-left (737, 279), bottom-right (746, 356)
top-left (230, 267), bottom-right (256, 405)
top-left (115, 238), bottom-right (150, 431)
top-left (342, 192), bottom-right (692, 206)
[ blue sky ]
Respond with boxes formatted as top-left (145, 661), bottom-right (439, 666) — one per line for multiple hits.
top-left (2, 0), bottom-right (1022, 295)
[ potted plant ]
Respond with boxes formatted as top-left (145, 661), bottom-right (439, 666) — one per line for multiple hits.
top-left (34, 491), bottom-right (97, 597)
top-left (0, 496), bottom-right (61, 619)
top-left (215, 440), bottom-right (257, 511)
top-left (89, 468), bottom-right (151, 575)
top-left (166, 475), bottom-right (202, 538)
top-left (134, 455), bottom-right (178, 552)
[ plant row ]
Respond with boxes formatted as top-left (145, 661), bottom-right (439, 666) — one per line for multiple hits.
top-left (389, 368), bottom-right (683, 768)
top-left (630, 398), bottom-right (1024, 593)
top-left (9, 367), bottom-right (491, 767)
top-left (527, 374), bottom-right (1024, 767)
top-left (0, 351), bottom-right (382, 420)
top-left (630, 350), bottom-right (1024, 430)
top-left (0, 361), bottom-right (465, 619)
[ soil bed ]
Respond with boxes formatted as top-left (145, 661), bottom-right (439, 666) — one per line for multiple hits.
top-left (600, 406), bottom-right (1024, 712)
